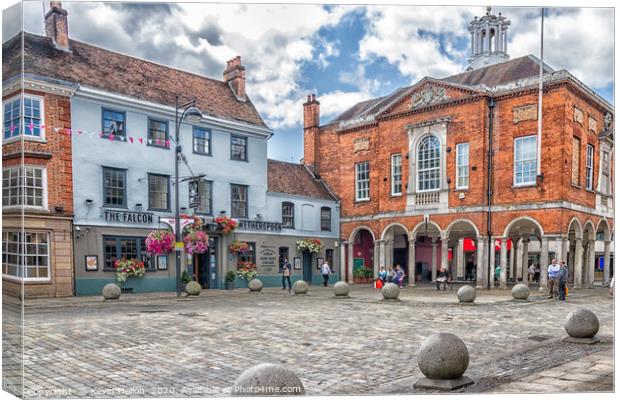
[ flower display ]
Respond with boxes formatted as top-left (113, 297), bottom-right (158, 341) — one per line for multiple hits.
top-left (183, 230), bottom-right (209, 255)
top-left (237, 261), bottom-right (257, 281)
top-left (215, 216), bottom-right (238, 234)
top-left (145, 230), bottom-right (174, 255)
top-left (296, 238), bottom-right (324, 254)
top-left (114, 258), bottom-right (145, 285)
top-left (229, 240), bottom-right (251, 255)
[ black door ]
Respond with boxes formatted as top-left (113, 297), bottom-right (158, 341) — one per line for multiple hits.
top-left (302, 251), bottom-right (312, 282)
top-left (208, 236), bottom-right (218, 289)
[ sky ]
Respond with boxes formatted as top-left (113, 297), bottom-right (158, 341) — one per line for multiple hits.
top-left (2, 1), bottom-right (614, 162)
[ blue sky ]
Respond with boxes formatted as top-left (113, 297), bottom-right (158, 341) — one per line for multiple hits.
top-left (3, 2), bottom-right (614, 162)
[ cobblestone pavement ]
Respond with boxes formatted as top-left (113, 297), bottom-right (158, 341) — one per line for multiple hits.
top-left (2, 285), bottom-right (614, 398)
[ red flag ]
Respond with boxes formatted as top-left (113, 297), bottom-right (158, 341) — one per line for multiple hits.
top-left (138, 137), bottom-right (143, 144)
top-left (129, 137), bottom-right (134, 143)
top-left (109, 134), bottom-right (115, 141)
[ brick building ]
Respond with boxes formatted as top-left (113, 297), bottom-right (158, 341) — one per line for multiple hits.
top-left (303, 8), bottom-right (614, 290)
top-left (2, 4), bottom-right (76, 297)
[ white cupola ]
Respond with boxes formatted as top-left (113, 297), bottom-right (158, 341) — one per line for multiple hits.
top-left (467, 7), bottom-right (510, 71)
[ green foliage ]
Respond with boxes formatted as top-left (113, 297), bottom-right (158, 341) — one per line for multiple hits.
top-left (181, 270), bottom-right (192, 284)
top-left (225, 270), bottom-right (237, 282)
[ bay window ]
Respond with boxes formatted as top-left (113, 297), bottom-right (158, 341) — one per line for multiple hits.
top-left (3, 95), bottom-right (43, 139)
top-left (2, 231), bottom-right (50, 281)
top-left (2, 166), bottom-right (46, 208)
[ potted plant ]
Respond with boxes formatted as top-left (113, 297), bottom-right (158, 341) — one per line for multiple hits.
top-left (215, 216), bottom-right (238, 234)
top-left (145, 229), bottom-right (174, 255)
top-left (180, 270), bottom-right (192, 292)
top-left (296, 239), bottom-right (324, 253)
top-left (225, 270), bottom-right (236, 290)
top-left (114, 258), bottom-right (145, 286)
top-left (229, 240), bottom-right (250, 255)
top-left (353, 268), bottom-right (373, 284)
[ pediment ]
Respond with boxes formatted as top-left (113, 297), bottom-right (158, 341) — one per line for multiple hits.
top-left (379, 78), bottom-right (483, 117)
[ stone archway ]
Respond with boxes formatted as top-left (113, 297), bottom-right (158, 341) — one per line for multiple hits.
top-left (596, 219), bottom-right (613, 285)
top-left (567, 218), bottom-right (583, 287)
top-left (504, 217), bottom-right (544, 288)
top-left (411, 220), bottom-right (443, 283)
top-left (381, 223), bottom-right (411, 285)
top-left (347, 226), bottom-right (376, 284)
top-left (445, 219), bottom-right (480, 283)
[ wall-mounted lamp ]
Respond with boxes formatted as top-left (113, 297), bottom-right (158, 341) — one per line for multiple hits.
top-left (85, 199), bottom-right (94, 206)
top-left (446, 146), bottom-right (452, 153)
top-left (135, 203), bottom-right (143, 211)
top-left (54, 205), bottom-right (64, 213)
top-left (180, 207), bottom-right (187, 212)
top-left (220, 210), bottom-right (227, 215)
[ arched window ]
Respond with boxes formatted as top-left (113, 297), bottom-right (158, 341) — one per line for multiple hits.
top-left (417, 135), bottom-right (441, 191)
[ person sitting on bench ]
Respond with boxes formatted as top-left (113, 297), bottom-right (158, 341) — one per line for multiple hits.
top-left (436, 266), bottom-right (451, 290)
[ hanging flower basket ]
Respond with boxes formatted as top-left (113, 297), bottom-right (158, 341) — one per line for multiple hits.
top-left (296, 239), bottom-right (324, 254)
top-left (215, 216), bottom-right (238, 234)
top-left (237, 261), bottom-right (257, 281)
top-left (229, 240), bottom-right (251, 255)
top-left (183, 230), bottom-right (209, 255)
top-left (114, 258), bottom-right (145, 286)
top-left (145, 230), bottom-right (174, 255)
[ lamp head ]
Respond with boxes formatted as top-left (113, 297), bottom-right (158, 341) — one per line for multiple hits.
top-left (183, 105), bottom-right (202, 123)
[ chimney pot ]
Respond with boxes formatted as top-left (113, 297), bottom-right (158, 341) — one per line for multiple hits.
top-left (223, 56), bottom-right (246, 102)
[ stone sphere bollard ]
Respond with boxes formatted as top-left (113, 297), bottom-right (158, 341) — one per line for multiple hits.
top-left (457, 285), bottom-right (476, 303)
top-left (564, 309), bottom-right (600, 344)
top-left (511, 283), bottom-right (530, 300)
top-left (333, 281), bottom-right (350, 297)
top-left (248, 278), bottom-right (263, 292)
top-left (414, 333), bottom-right (473, 390)
top-left (232, 363), bottom-right (305, 396)
top-left (102, 283), bottom-right (121, 300)
top-left (292, 280), bottom-right (309, 295)
top-left (185, 281), bottom-right (202, 296)
top-left (382, 282), bottom-right (400, 300)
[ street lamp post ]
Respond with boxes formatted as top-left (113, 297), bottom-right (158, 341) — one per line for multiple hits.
top-left (174, 95), bottom-right (202, 297)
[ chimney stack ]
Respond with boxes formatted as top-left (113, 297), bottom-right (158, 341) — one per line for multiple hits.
top-left (45, 2), bottom-right (70, 51)
top-left (223, 56), bottom-right (246, 102)
top-left (303, 94), bottom-right (321, 174)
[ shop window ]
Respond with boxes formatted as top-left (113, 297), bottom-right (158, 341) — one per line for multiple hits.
top-left (2, 231), bottom-right (50, 281)
top-left (239, 242), bottom-right (256, 265)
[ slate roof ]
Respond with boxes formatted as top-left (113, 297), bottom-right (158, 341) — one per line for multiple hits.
top-left (2, 32), bottom-right (268, 128)
top-left (267, 159), bottom-right (335, 201)
top-left (328, 55), bottom-right (554, 127)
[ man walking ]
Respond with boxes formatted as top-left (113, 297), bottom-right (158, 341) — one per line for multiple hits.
top-left (282, 258), bottom-right (292, 292)
top-left (321, 260), bottom-right (331, 287)
top-left (547, 258), bottom-right (561, 299)
top-left (558, 260), bottom-right (568, 301)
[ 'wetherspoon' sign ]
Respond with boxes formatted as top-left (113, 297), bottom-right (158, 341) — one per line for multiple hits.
top-left (103, 209), bottom-right (154, 224)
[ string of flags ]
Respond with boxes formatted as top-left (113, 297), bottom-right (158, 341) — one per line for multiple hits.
top-left (4, 123), bottom-right (173, 147)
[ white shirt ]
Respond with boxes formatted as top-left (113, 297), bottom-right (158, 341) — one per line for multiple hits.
top-left (321, 263), bottom-right (331, 275)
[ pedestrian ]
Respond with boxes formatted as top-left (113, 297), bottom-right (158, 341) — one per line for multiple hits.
top-left (534, 263), bottom-right (541, 283)
top-left (547, 258), bottom-right (560, 299)
top-left (558, 260), bottom-right (568, 301)
top-left (321, 260), bottom-right (331, 287)
top-left (281, 258), bottom-right (292, 292)
top-left (387, 266), bottom-right (395, 283)
top-left (528, 262), bottom-right (536, 283)
top-left (436, 266), bottom-right (450, 290)
top-left (378, 266), bottom-right (388, 284)
top-left (394, 264), bottom-right (405, 287)
top-left (466, 260), bottom-right (475, 281)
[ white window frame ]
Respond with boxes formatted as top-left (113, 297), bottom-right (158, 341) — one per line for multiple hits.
top-left (513, 135), bottom-right (538, 187)
top-left (601, 150), bottom-right (610, 195)
top-left (355, 162), bottom-right (370, 201)
top-left (2, 94), bottom-right (46, 143)
top-left (2, 231), bottom-right (51, 282)
top-left (390, 154), bottom-right (403, 196)
top-left (456, 142), bottom-right (469, 190)
top-left (417, 135), bottom-right (441, 192)
top-left (585, 144), bottom-right (594, 190)
top-left (2, 165), bottom-right (48, 210)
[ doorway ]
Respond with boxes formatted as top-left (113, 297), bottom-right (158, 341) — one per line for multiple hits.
top-left (195, 236), bottom-right (219, 289)
top-left (302, 251), bottom-right (313, 282)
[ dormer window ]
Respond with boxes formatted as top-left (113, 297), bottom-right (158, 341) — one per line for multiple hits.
top-left (417, 135), bottom-right (441, 191)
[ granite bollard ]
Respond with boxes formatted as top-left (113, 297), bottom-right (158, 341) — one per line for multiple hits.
top-left (414, 333), bottom-right (474, 391)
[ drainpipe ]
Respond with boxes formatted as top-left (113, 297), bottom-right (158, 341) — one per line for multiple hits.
top-left (486, 97), bottom-right (496, 290)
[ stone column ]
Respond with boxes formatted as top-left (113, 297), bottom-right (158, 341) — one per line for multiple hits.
top-left (385, 240), bottom-right (393, 271)
top-left (488, 238), bottom-right (496, 288)
top-left (500, 237), bottom-right (508, 289)
top-left (539, 236), bottom-right (549, 291)
top-left (441, 236), bottom-right (449, 272)
top-left (347, 242), bottom-right (354, 283)
top-left (470, 32), bottom-right (475, 56)
top-left (408, 239), bottom-right (416, 287)
top-left (476, 237), bottom-right (487, 289)
top-left (340, 241), bottom-right (347, 282)
top-left (431, 238), bottom-right (438, 282)
top-left (457, 238), bottom-right (465, 279)
top-left (509, 240), bottom-right (515, 281)
top-left (373, 240), bottom-right (380, 280)
top-left (587, 240), bottom-right (595, 288)
top-left (521, 236), bottom-right (530, 283)
top-left (515, 238), bottom-right (523, 281)
top-left (378, 240), bottom-right (386, 269)
top-left (573, 238), bottom-right (583, 289)
top-left (603, 240), bottom-right (611, 286)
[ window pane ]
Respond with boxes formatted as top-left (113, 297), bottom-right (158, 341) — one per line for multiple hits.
top-left (148, 119), bottom-right (168, 147)
top-left (2, 231), bottom-right (49, 280)
top-left (231, 136), bottom-right (247, 161)
top-left (148, 174), bottom-right (169, 210)
top-left (231, 184), bottom-right (248, 218)
top-left (103, 168), bottom-right (126, 206)
top-left (514, 136), bottom-right (537, 185)
top-left (193, 127), bottom-right (211, 154)
top-left (103, 109), bottom-right (126, 137)
top-left (282, 202), bottom-right (294, 228)
top-left (321, 207), bottom-right (331, 231)
top-left (417, 136), bottom-right (441, 191)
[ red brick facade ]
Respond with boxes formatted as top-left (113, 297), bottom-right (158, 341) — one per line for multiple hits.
top-left (2, 88), bottom-right (74, 298)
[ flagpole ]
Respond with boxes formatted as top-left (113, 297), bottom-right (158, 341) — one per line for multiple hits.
top-left (537, 8), bottom-right (544, 178)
